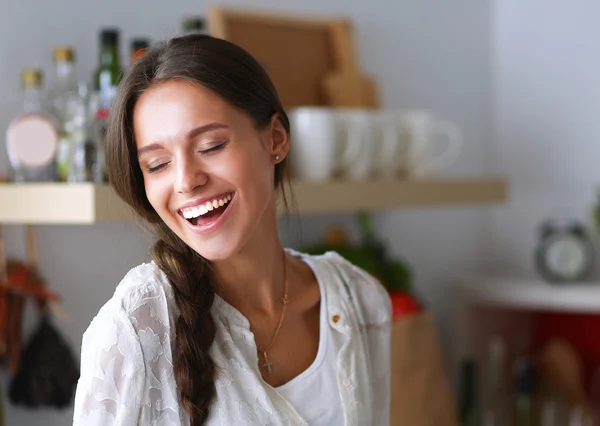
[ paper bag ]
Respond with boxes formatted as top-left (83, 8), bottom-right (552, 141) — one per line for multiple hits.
top-left (390, 311), bottom-right (458, 426)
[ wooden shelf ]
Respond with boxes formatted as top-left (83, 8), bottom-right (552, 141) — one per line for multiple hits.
top-left (0, 177), bottom-right (507, 225)
top-left (457, 276), bottom-right (600, 314)
top-left (0, 183), bottom-right (131, 224)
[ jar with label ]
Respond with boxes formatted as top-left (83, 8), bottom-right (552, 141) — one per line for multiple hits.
top-left (6, 70), bottom-right (59, 182)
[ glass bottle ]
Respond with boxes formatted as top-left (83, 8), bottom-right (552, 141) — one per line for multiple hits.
top-left (46, 46), bottom-right (78, 126)
top-left (6, 70), bottom-right (59, 182)
top-left (66, 83), bottom-right (94, 183)
top-left (130, 38), bottom-right (149, 63)
top-left (46, 46), bottom-right (81, 181)
top-left (482, 337), bottom-right (509, 426)
top-left (182, 17), bottom-right (207, 35)
top-left (95, 28), bottom-right (122, 115)
top-left (459, 358), bottom-right (481, 426)
top-left (514, 358), bottom-right (538, 426)
top-left (0, 382), bottom-right (5, 426)
top-left (87, 108), bottom-right (108, 183)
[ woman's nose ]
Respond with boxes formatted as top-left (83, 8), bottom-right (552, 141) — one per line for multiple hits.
top-left (174, 156), bottom-right (208, 194)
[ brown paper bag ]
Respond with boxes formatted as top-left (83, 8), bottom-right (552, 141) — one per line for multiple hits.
top-left (390, 311), bottom-right (458, 426)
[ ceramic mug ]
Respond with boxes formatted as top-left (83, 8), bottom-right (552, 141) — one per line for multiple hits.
top-left (335, 109), bottom-right (376, 180)
top-left (400, 111), bottom-right (463, 177)
top-left (289, 107), bottom-right (372, 181)
top-left (288, 107), bottom-right (342, 181)
top-left (371, 111), bottom-right (410, 178)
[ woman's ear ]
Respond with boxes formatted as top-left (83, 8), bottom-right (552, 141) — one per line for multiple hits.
top-left (268, 113), bottom-right (290, 163)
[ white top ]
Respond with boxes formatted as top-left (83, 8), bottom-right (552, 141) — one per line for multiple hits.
top-left (275, 257), bottom-right (345, 424)
top-left (72, 250), bottom-right (392, 426)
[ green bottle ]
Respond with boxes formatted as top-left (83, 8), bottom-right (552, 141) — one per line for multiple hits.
top-left (459, 359), bottom-right (481, 426)
top-left (95, 28), bottom-right (122, 115)
top-left (182, 17), bottom-right (207, 35)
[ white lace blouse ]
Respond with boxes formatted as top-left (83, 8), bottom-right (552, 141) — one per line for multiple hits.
top-left (72, 250), bottom-right (392, 425)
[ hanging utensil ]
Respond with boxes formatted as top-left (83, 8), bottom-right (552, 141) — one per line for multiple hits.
top-left (9, 314), bottom-right (79, 408)
top-left (9, 225), bottom-right (79, 408)
top-left (25, 226), bottom-right (68, 322)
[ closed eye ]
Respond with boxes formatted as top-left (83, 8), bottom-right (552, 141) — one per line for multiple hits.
top-left (200, 141), bottom-right (228, 155)
top-left (146, 162), bottom-right (169, 173)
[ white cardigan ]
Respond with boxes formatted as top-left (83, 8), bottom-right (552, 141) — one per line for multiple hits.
top-left (72, 250), bottom-right (392, 425)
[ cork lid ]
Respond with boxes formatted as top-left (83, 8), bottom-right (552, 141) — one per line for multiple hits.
top-left (53, 46), bottom-right (75, 62)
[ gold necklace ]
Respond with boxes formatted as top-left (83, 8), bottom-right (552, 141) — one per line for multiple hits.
top-left (260, 252), bottom-right (289, 375)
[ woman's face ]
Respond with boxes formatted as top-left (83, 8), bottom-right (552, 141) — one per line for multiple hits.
top-left (133, 80), bottom-right (288, 261)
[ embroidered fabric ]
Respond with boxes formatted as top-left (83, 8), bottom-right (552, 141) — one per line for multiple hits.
top-left (72, 250), bottom-right (391, 425)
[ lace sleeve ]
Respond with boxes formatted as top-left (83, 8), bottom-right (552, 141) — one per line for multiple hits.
top-left (72, 304), bottom-right (145, 425)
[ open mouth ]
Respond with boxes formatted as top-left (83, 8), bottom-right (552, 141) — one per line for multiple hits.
top-left (179, 193), bottom-right (234, 227)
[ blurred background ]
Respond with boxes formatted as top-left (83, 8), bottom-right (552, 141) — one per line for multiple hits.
top-left (2, 0), bottom-right (600, 425)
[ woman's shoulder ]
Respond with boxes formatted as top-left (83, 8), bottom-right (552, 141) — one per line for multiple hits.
top-left (290, 249), bottom-right (392, 326)
top-left (75, 262), bottom-right (179, 425)
top-left (112, 261), bottom-right (173, 309)
top-left (83, 261), bottom-right (175, 340)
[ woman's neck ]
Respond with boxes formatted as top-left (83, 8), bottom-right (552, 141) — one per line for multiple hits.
top-left (213, 208), bottom-right (286, 315)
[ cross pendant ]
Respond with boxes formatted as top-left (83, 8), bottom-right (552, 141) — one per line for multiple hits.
top-left (263, 351), bottom-right (273, 374)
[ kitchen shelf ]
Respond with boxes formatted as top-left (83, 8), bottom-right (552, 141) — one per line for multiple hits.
top-left (0, 177), bottom-right (507, 225)
top-left (457, 276), bottom-right (600, 314)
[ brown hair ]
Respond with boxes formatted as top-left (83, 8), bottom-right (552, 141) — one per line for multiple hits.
top-left (105, 34), bottom-right (290, 424)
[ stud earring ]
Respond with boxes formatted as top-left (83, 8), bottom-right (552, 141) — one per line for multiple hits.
top-left (275, 155), bottom-right (280, 161)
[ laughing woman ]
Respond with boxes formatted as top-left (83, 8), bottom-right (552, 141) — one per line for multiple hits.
top-left (72, 34), bottom-right (391, 426)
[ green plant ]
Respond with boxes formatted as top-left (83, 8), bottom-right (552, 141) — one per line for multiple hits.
top-left (593, 186), bottom-right (600, 231)
top-left (301, 212), bottom-right (413, 293)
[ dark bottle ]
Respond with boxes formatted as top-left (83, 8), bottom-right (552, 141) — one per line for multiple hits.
top-left (182, 17), bottom-right (207, 35)
top-left (95, 28), bottom-right (122, 115)
top-left (459, 358), bottom-right (481, 426)
top-left (130, 38), bottom-right (149, 63)
top-left (514, 358), bottom-right (537, 426)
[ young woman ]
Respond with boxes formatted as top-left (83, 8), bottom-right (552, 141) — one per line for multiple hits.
top-left (72, 34), bottom-right (391, 426)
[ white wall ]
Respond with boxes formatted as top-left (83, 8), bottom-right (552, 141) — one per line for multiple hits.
top-left (491, 1), bottom-right (600, 277)
top-left (0, 0), bottom-right (493, 424)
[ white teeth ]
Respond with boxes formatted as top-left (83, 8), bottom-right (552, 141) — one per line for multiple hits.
top-left (180, 194), bottom-right (233, 220)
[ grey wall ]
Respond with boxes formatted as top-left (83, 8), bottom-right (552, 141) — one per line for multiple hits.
top-left (0, 0), bottom-right (493, 424)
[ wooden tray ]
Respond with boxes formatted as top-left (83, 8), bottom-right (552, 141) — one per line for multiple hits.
top-left (208, 6), bottom-right (352, 108)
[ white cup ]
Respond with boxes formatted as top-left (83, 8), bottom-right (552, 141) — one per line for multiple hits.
top-left (288, 107), bottom-right (342, 181)
top-left (400, 111), bottom-right (463, 178)
top-left (336, 109), bottom-right (376, 180)
top-left (372, 111), bottom-right (409, 179)
top-left (289, 107), bottom-right (377, 181)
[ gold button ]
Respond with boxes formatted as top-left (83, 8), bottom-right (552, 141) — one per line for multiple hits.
top-left (332, 315), bottom-right (340, 323)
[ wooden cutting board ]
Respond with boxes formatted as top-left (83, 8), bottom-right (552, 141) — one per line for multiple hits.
top-left (322, 72), bottom-right (379, 108)
top-left (322, 20), bottom-right (380, 108)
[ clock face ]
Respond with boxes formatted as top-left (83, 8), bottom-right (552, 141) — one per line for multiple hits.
top-left (546, 235), bottom-right (586, 278)
top-left (540, 231), bottom-right (592, 282)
